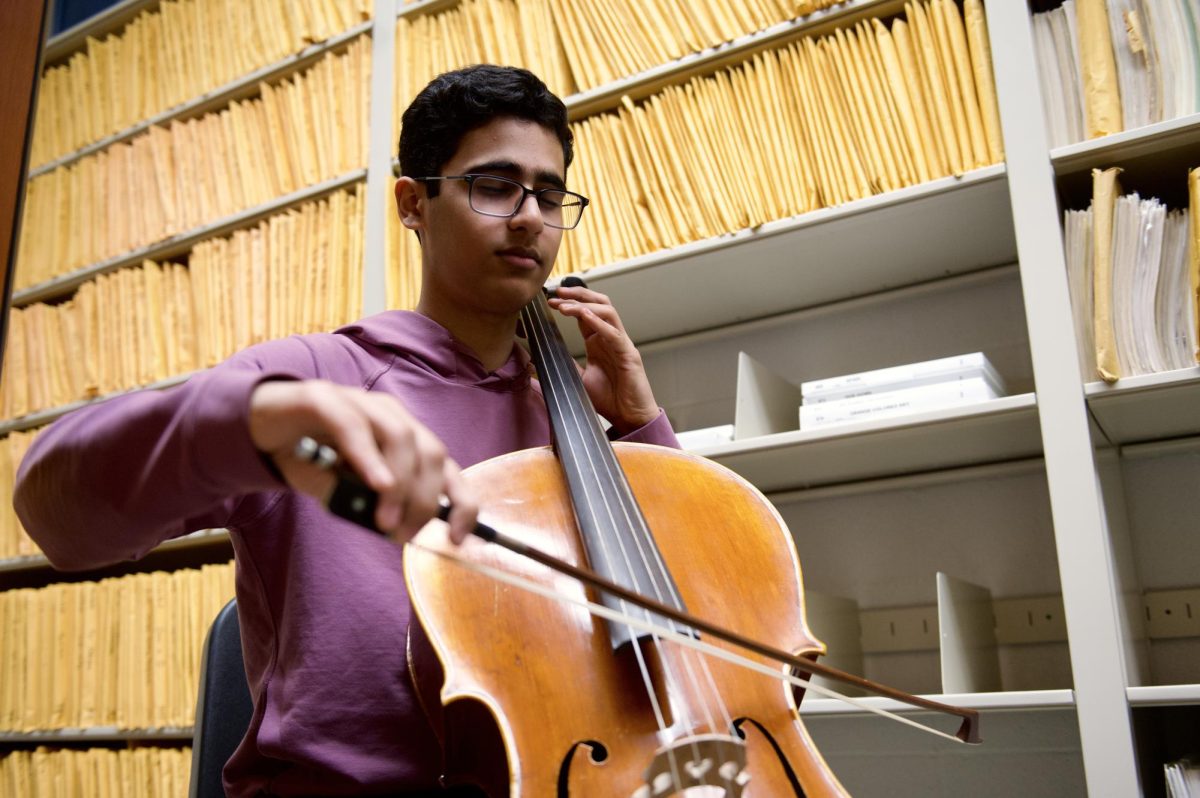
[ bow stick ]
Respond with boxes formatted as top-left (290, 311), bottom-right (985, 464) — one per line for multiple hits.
top-left (296, 436), bottom-right (982, 745)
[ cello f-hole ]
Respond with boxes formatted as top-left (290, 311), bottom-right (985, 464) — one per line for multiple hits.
top-left (558, 741), bottom-right (609, 797)
top-left (735, 718), bottom-right (809, 797)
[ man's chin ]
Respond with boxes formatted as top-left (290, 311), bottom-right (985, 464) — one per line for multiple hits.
top-left (482, 275), bottom-right (548, 316)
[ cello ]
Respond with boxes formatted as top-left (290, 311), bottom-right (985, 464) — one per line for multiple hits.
top-left (311, 280), bottom-right (979, 796)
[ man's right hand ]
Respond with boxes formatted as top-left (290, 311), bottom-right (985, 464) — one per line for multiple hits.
top-left (248, 380), bottom-right (478, 545)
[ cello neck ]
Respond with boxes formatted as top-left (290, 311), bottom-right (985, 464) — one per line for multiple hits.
top-left (520, 290), bottom-right (690, 649)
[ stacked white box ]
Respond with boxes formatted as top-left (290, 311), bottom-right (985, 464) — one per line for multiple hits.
top-left (800, 353), bottom-right (1006, 430)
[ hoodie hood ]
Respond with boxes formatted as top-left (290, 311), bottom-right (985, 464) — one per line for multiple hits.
top-left (335, 310), bottom-right (532, 392)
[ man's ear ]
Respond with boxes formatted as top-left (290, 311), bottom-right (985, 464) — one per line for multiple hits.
top-left (394, 177), bottom-right (425, 230)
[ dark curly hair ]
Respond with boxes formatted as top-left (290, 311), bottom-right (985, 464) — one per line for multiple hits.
top-left (398, 65), bottom-right (573, 197)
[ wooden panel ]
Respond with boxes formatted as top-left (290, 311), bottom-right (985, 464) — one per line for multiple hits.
top-left (0, 1), bottom-right (49, 373)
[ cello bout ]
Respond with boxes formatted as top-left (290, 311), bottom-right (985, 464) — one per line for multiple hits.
top-left (405, 444), bottom-right (852, 797)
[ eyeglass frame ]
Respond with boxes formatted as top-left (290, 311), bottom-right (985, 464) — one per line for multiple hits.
top-left (413, 174), bottom-right (590, 230)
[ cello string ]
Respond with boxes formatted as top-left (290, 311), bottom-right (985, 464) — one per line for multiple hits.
top-left (527, 296), bottom-right (737, 741)
top-left (527, 295), bottom-right (682, 615)
top-left (529, 299), bottom-right (746, 785)
top-left (525, 299), bottom-right (717, 761)
top-left (413, 539), bottom-right (966, 746)
top-left (532, 293), bottom-right (740, 738)
top-left (522, 302), bottom-right (695, 787)
top-left (530, 294), bottom-right (734, 734)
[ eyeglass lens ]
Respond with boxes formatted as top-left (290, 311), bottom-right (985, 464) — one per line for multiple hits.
top-left (467, 175), bottom-right (584, 229)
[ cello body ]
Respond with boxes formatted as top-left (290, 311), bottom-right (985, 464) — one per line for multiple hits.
top-left (405, 442), bottom-right (851, 797)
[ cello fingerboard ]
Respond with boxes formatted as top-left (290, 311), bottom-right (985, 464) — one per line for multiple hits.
top-left (521, 289), bottom-right (692, 651)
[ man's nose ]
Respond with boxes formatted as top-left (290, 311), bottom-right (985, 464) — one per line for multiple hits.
top-left (509, 192), bottom-right (545, 230)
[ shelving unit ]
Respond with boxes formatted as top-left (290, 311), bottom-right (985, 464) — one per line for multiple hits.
top-left (1050, 113), bottom-right (1200, 177)
top-left (695, 394), bottom-right (1039, 492)
top-left (802, 703), bottom-right (1088, 796)
top-left (564, 165), bottom-right (1013, 348)
top-left (40, 0), bottom-right (161, 65)
top-left (801, 689), bottom-right (1077, 715)
top-left (29, 22), bottom-right (372, 178)
top-left (0, 372), bottom-right (192, 436)
top-left (0, 528), bottom-right (233, 593)
top-left (1086, 369), bottom-right (1200, 445)
top-left (0, 727), bottom-right (193, 744)
top-left (12, 169), bottom-right (367, 306)
top-left (3, 0), bottom-right (1197, 794)
top-left (0, 528), bottom-right (228, 576)
top-left (1128, 685), bottom-right (1200, 707)
top-left (560, 0), bottom-right (908, 119)
top-left (1052, 111), bottom-right (1200, 210)
top-left (991, 5), bottom-right (1196, 796)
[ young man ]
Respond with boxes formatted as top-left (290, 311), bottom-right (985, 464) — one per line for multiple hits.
top-left (14, 65), bottom-right (678, 796)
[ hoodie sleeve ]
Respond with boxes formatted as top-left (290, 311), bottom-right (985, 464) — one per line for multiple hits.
top-left (12, 338), bottom-right (319, 572)
top-left (610, 409), bottom-right (681, 449)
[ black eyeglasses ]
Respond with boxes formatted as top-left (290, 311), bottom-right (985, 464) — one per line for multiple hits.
top-left (415, 174), bottom-right (590, 230)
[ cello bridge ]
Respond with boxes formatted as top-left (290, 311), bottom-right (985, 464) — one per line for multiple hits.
top-left (631, 734), bottom-right (749, 797)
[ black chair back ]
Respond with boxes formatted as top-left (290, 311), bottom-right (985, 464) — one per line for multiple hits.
top-left (189, 598), bottom-right (253, 798)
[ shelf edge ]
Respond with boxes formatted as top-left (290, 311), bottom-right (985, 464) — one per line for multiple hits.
top-left (12, 170), bottom-right (367, 307)
top-left (1126, 684), bottom-right (1200, 706)
top-left (800, 689), bottom-right (1076, 715)
top-left (695, 392), bottom-right (1037, 460)
top-left (1050, 113), bottom-right (1200, 176)
top-left (43, 0), bottom-right (162, 65)
top-left (0, 528), bottom-right (229, 575)
top-left (0, 726), bottom-right (193, 743)
top-left (32, 22), bottom-right (373, 176)
top-left (0, 372), bottom-right (194, 436)
top-left (570, 165), bottom-right (1008, 287)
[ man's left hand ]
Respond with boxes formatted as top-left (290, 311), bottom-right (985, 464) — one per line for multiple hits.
top-left (548, 284), bottom-right (660, 435)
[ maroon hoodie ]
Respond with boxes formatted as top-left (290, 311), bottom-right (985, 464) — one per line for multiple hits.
top-left (14, 310), bottom-right (679, 796)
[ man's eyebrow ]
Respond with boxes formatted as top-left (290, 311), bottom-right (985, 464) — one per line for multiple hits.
top-left (535, 170), bottom-right (567, 190)
top-left (463, 160), bottom-right (566, 190)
